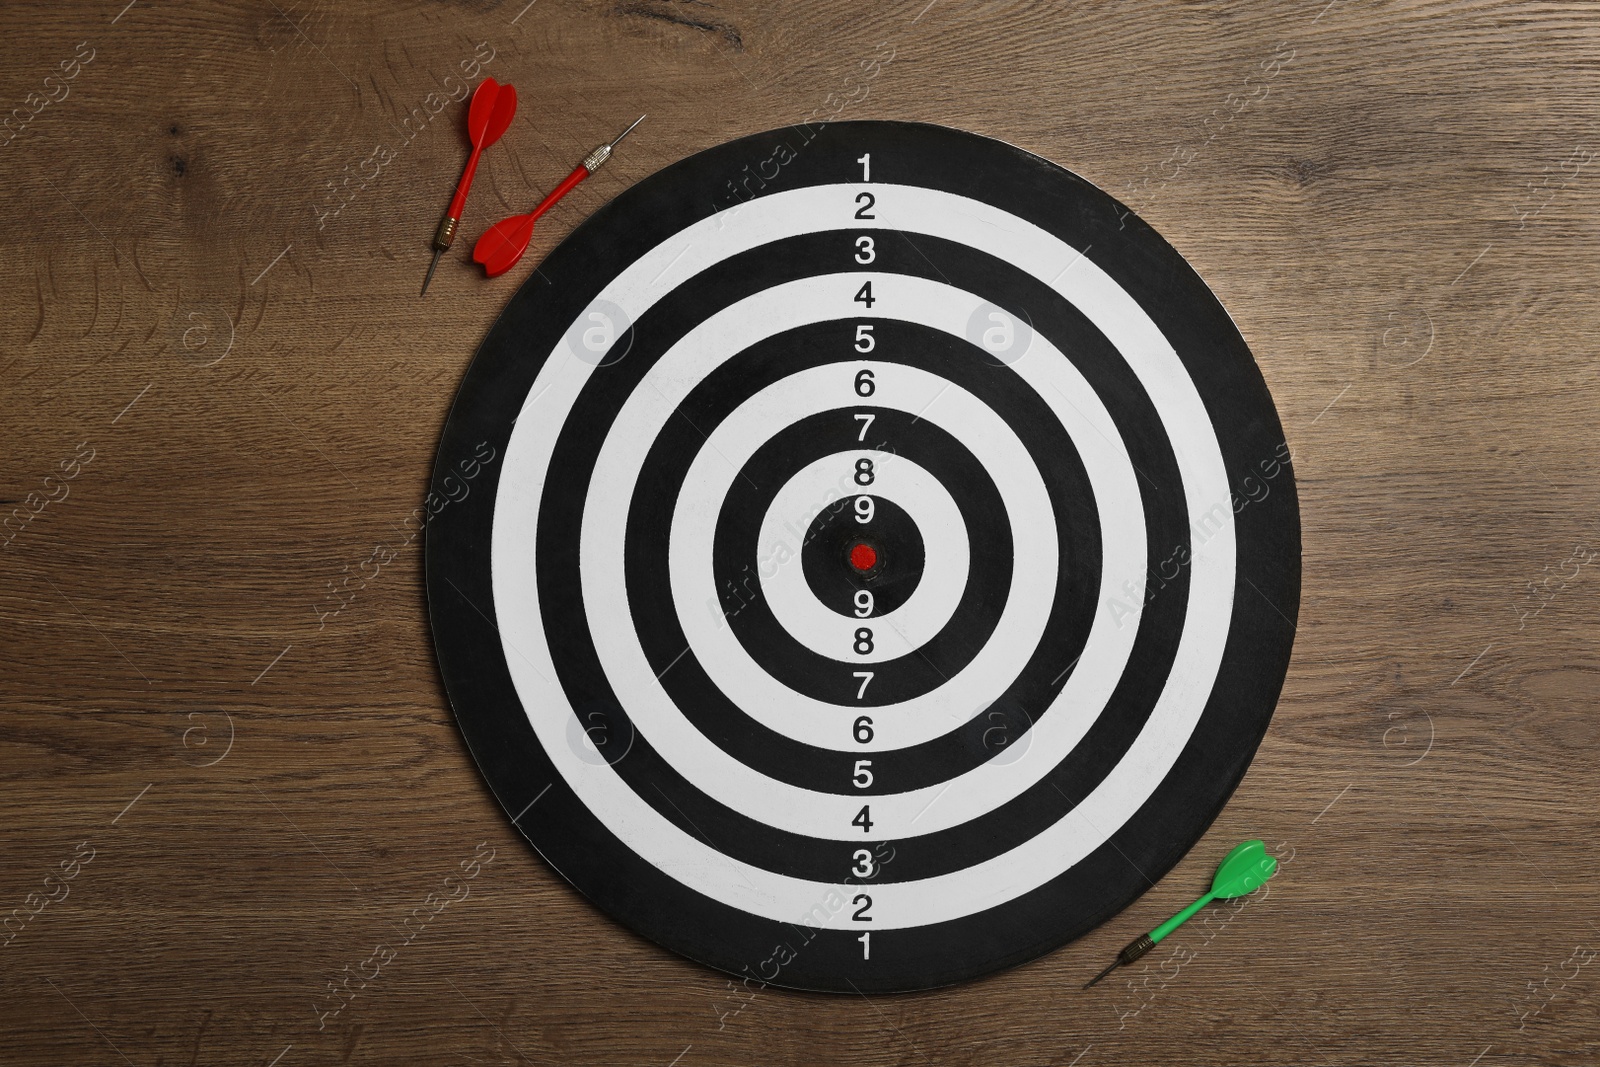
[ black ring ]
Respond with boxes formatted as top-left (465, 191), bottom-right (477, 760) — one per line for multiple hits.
top-left (799, 492), bottom-right (925, 616)
top-left (711, 406), bottom-right (1011, 706)
top-left (613, 311), bottom-right (1105, 798)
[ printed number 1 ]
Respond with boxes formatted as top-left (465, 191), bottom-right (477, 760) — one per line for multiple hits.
top-left (858, 153), bottom-right (870, 181)
top-left (859, 931), bottom-right (871, 959)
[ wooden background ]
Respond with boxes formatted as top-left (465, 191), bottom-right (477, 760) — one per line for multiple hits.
top-left (3, 0), bottom-right (1599, 1063)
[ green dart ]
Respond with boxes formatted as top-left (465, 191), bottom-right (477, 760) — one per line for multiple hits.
top-left (1083, 839), bottom-right (1279, 989)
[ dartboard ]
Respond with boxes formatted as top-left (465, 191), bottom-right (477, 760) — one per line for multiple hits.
top-left (426, 120), bottom-right (1300, 993)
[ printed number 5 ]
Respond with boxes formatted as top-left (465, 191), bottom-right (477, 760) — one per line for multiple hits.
top-left (852, 760), bottom-right (873, 788)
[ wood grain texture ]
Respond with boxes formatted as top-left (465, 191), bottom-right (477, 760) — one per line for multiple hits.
top-left (3, 0), bottom-right (1599, 1063)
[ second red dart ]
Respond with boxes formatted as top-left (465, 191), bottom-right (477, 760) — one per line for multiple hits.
top-left (422, 77), bottom-right (518, 296)
top-left (473, 115), bottom-right (645, 278)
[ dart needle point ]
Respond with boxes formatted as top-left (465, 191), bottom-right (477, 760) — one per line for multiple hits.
top-left (421, 249), bottom-right (443, 296)
top-left (610, 114), bottom-right (646, 149)
top-left (1083, 960), bottom-right (1121, 989)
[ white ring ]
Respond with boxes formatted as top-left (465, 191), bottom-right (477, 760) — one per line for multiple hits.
top-left (593, 286), bottom-right (1134, 830)
top-left (491, 183), bottom-right (1234, 929)
top-left (665, 361), bottom-right (1061, 748)
top-left (751, 453), bottom-right (970, 663)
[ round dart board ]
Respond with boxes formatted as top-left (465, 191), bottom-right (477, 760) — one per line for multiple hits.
top-left (426, 120), bottom-right (1300, 993)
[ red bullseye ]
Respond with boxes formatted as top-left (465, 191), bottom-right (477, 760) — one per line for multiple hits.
top-left (849, 543), bottom-right (878, 572)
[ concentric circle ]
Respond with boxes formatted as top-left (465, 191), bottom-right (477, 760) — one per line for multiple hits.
top-left (427, 121), bottom-right (1300, 992)
top-left (774, 460), bottom-right (945, 648)
top-left (704, 402), bottom-right (1013, 688)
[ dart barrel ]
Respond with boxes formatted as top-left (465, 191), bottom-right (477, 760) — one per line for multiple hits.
top-left (432, 214), bottom-right (458, 251)
top-left (1119, 933), bottom-right (1156, 965)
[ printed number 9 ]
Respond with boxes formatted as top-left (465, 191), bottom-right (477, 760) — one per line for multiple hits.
top-left (854, 589), bottom-right (874, 617)
top-left (854, 495), bottom-right (874, 523)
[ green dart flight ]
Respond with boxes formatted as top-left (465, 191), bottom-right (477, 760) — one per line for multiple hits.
top-left (1083, 839), bottom-right (1279, 989)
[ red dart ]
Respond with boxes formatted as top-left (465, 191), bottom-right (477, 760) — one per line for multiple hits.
top-left (422, 77), bottom-right (519, 296)
top-left (473, 115), bottom-right (644, 278)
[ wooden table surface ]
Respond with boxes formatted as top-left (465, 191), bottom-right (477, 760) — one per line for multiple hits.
top-left (4, 1), bottom-right (1599, 1063)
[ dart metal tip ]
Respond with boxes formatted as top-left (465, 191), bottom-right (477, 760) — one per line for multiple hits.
top-left (421, 248), bottom-right (443, 296)
top-left (1083, 959), bottom-right (1121, 989)
top-left (610, 114), bottom-right (646, 149)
